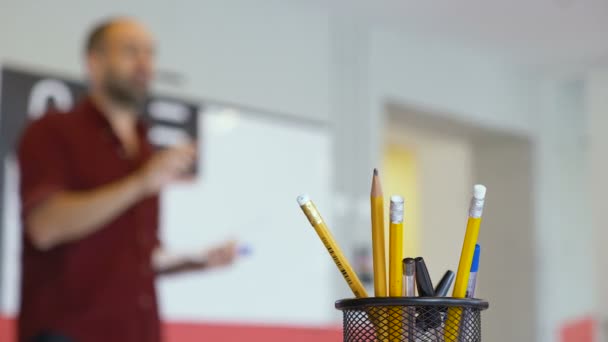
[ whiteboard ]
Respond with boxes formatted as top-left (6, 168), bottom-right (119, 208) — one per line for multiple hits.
top-left (156, 105), bottom-right (334, 325)
top-left (1, 105), bottom-right (335, 326)
top-left (1, 156), bottom-right (20, 316)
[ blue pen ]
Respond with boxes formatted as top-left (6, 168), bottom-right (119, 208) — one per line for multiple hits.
top-left (465, 244), bottom-right (481, 298)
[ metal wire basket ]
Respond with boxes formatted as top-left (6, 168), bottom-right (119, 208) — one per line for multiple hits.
top-left (335, 297), bottom-right (489, 342)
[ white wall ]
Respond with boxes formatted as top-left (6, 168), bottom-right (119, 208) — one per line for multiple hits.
top-left (387, 106), bottom-right (538, 342)
top-left (369, 28), bottom-right (538, 137)
top-left (474, 137), bottom-right (535, 342)
top-left (0, 0), bottom-right (539, 209)
top-left (156, 107), bottom-right (334, 325)
top-left (586, 68), bottom-right (608, 340)
top-left (535, 77), bottom-right (597, 342)
top-left (385, 121), bottom-right (472, 286)
top-left (0, 0), bottom-right (331, 122)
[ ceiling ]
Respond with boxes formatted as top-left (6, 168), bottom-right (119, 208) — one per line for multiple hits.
top-left (293, 0), bottom-right (608, 68)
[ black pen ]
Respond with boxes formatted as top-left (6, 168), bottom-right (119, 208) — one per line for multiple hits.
top-left (434, 270), bottom-right (455, 297)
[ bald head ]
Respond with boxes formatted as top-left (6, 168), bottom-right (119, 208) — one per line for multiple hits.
top-left (85, 18), bottom-right (156, 108)
top-left (86, 18), bottom-right (152, 54)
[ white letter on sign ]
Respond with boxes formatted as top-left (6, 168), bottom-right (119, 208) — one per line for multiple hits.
top-left (27, 79), bottom-right (74, 119)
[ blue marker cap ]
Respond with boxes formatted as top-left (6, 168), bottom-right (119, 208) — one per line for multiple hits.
top-left (470, 244), bottom-right (481, 272)
top-left (238, 245), bottom-right (252, 257)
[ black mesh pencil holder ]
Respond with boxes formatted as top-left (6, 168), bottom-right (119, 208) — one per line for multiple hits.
top-left (336, 297), bottom-right (489, 342)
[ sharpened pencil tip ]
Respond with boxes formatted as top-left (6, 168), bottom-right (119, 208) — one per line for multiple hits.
top-left (373, 168), bottom-right (378, 176)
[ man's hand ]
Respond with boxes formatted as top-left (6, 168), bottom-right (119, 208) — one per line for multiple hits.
top-left (137, 143), bottom-right (196, 197)
top-left (153, 240), bottom-right (239, 275)
top-left (204, 240), bottom-right (238, 269)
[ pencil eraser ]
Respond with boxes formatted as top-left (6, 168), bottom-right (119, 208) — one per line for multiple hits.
top-left (390, 195), bottom-right (405, 222)
top-left (390, 195), bottom-right (404, 204)
top-left (297, 194), bottom-right (310, 206)
top-left (473, 184), bottom-right (487, 200)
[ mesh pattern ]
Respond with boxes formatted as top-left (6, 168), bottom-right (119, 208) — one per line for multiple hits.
top-left (341, 305), bottom-right (482, 342)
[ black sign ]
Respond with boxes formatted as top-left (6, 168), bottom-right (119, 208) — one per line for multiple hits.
top-left (0, 67), bottom-right (199, 155)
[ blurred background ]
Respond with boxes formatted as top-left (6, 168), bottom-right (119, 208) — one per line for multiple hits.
top-left (0, 0), bottom-right (606, 341)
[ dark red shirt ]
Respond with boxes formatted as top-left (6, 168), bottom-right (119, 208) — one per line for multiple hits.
top-left (17, 97), bottom-right (161, 342)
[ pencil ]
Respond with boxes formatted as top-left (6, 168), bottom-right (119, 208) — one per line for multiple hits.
top-left (389, 195), bottom-right (405, 297)
top-left (371, 169), bottom-right (388, 297)
top-left (445, 185), bottom-right (487, 341)
top-left (389, 195), bottom-right (405, 342)
top-left (297, 195), bottom-right (368, 298)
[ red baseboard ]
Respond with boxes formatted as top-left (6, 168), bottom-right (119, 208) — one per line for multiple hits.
top-left (559, 315), bottom-right (597, 342)
top-left (0, 315), bottom-right (15, 341)
top-left (165, 321), bottom-right (341, 342)
top-left (0, 315), bottom-right (341, 342)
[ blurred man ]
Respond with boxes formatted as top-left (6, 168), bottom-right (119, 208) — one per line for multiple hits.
top-left (17, 18), bottom-right (237, 342)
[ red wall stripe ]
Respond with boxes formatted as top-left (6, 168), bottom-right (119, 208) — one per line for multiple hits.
top-left (165, 321), bottom-right (341, 342)
top-left (0, 315), bottom-right (341, 342)
top-left (0, 315), bottom-right (15, 341)
top-left (559, 315), bottom-right (597, 342)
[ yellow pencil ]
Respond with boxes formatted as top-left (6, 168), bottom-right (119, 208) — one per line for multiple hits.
top-left (389, 195), bottom-right (405, 341)
top-left (297, 195), bottom-right (368, 298)
top-left (444, 184), bottom-right (487, 341)
top-left (371, 169), bottom-right (388, 297)
top-left (389, 195), bottom-right (405, 296)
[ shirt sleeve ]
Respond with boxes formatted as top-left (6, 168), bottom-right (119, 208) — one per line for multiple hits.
top-left (18, 117), bottom-right (71, 216)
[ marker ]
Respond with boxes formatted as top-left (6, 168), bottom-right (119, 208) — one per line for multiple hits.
top-left (414, 257), bottom-right (434, 297)
top-left (297, 195), bottom-right (368, 298)
top-left (237, 245), bottom-right (252, 257)
top-left (403, 258), bottom-right (416, 297)
top-left (434, 270), bottom-right (455, 297)
top-left (403, 258), bottom-right (416, 342)
top-left (445, 185), bottom-right (487, 342)
top-left (414, 260), bottom-right (443, 338)
top-left (466, 244), bottom-right (481, 298)
top-left (460, 244), bottom-right (481, 342)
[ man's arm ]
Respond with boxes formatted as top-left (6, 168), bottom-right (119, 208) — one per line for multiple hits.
top-left (26, 144), bottom-right (196, 251)
top-left (26, 174), bottom-right (145, 250)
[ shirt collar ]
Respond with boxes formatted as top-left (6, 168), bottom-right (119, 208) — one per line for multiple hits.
top-left (80, 96), bottom-right (148, 136)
